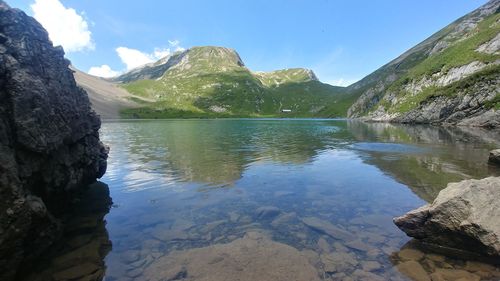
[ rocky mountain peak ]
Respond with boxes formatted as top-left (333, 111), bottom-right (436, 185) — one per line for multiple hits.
top-left (186, 46), bottom-right (245, 66)
top-left (114, 46), bottom-right (246, 83)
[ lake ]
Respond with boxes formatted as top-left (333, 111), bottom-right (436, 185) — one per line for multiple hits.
top-left (24, 119), bottom-right (500, 281)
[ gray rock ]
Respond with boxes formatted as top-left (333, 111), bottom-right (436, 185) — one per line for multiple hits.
top-left (394, 177), bottom-right (500, 258)
top-left (0, 2), bottom-right (107, 280)
top-left (396, 261), bottom-right (430, 281)
top-left (255, 206), bottom-right (281, 220)
top-left (488, 149), bottom-right (500, 165)
top-left (301, 217), bottom-right (353, 241)
top-left (362, 72), bottom-right (500, 128)
top-left (320, 252), bottom-right (358, 273)
top-left (361, 261), bottom-right (381, 272)
top-left (476, 32), bottom-right (500, 55)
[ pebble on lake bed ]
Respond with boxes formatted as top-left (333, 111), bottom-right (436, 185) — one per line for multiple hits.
top-left (488, 149), bottom-right (500, 165)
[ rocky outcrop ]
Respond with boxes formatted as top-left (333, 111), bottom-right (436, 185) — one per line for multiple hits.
top-left (0, 2), bottom-right (108, 280)
top-left (489, 149), bottom-right (500, 165)
top-left (477, 32), bottom-right (500, 55)
top-left (394, 177), bottom-right (500, 259)
top-left (383, 70), bottom-right (499, 127)
top-left (346, 0), bottom-right (500, 127)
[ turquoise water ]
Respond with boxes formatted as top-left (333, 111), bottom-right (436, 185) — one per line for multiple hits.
top-left (24, 119), bottom-right (500, 281)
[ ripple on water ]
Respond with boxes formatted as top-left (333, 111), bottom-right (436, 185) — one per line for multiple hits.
top-left (23, 120), bottom-right (500, 280)
top-left (351, 142), bottom-right (427, 154)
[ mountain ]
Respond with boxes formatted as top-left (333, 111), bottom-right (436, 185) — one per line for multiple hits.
top-left (114, 46), bottom-right (353, 118)
top-left (78, 1), bottom-right (499, 123)
top-left (347, 0), bottom-right (500, 127)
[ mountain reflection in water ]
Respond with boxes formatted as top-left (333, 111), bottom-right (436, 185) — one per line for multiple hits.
top-left (22, 119), bottom-right (500, 281)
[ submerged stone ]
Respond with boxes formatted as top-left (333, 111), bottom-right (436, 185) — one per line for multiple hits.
top-left (142, 232), bottom-right (321, 281)
top-left (361, 261), bottom-right (382, 272)
top-left (270, 212), bottom-right (296, 227)
top-left (351, 269), bottom-right (385, 281)
top-left (320, 252), bottom-right (358, 273)
top-left (398, 248), bottom-right (425, 261)
top-left (430, 268), bottom-right (480, 281)
top-left (120, 250), bottom-right (141, 264)
top-left (317, 237), bottom-right (331, 253)
top-left (396, 261), bottom-right (430, 281)
top-left (301, 217), bottom-right (353, 241)
top-left (255, 206), bottom-right (281, 220)
top-left (345, 239), bottom-right (373, 252)
top-left (488, 149), bottom-right (500, 165)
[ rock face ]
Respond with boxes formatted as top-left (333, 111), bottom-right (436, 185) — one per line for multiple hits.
top-left (489, 149), bottom-right (500, 165)
top-left (0, 2), bottom-right (108, 280)
top-left (346, 0), bottom-right (500, 128)
top-left (364, 70), bottom-right (500, 128)
top-left (394, 177), bottom-right (500, 258)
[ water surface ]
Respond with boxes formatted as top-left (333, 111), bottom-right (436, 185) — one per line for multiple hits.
top-left (26, 119), bottom-right (500, 280)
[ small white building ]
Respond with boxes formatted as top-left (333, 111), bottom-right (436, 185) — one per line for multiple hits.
top-left (281, 109), bottom-right (292, 113)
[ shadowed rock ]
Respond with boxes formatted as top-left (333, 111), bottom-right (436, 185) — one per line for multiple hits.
top-left (489, 149), bottom-right (500, 165)
top-left (394, 177), bottom-right (500, 259)
top-left (21, 182), bottom-right (113, 281)
top-left (0, 2), bottom-right (108, 280)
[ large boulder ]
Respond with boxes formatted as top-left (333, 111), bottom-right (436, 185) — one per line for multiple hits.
top-left (489, 149), bottom-right (500, 165)
top-left (394, 177), bottom-right (500, 259)
top-left (0, 1), bottom-right (108, 280)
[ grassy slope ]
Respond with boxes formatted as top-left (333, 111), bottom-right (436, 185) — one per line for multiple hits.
top-left (348, 6), bottom-right (500, 117)
top-left (384, 13), bottom-right (500, 114)
top-left (120, 47), bottom-right (350, 118)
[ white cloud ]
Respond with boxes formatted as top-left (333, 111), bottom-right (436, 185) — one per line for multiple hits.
top-left (168, 40), bottom-right (180, 47)
top-left (88, 40), bottom-right (185, 75)
top-left (153, 48), bottom-right (171, 60)
top-left (328, 78), bottom-right (358, 87)
top-left (116, 47), bottom-right (155, 70)
top-left (115, 40), bottom-right (185, 70)
top-left (88, 65), bottom-right (119, 78)
top-left (169, 40), bottom-right (185, 52)
top-left (31, 0), bottom-right (94, 52)
top-left (175, 46), bottom-right (186, 52)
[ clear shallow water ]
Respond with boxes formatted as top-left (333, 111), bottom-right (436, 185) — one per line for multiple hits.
top-left (24, 119), bottom-right (500, 281)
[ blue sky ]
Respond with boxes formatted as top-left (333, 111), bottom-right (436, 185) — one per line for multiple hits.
top-left (8, 0), bottom-right (488, 85)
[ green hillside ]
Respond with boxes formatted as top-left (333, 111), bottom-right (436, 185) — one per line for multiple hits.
top-left (116, 46), bottom-right (351, 118)
top-left (347, 0), bottom-right (500, 123)
top-left (111, 1), bottom-right (499, 122)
